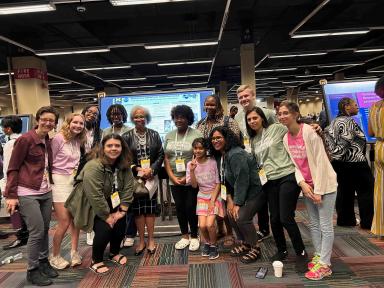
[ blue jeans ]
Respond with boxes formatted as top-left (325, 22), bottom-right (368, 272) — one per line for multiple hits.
top-left (304, 192), bottom-right (336, 266)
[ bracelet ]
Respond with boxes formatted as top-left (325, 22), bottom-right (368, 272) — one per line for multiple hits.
top-left (119, 206), bottom-right (128, 213)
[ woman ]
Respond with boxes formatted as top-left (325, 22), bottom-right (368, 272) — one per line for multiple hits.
top-left (49, 114), bottom-right (86, 270)
top-left (369, 76), bottom-right (384, 238)
top-left (325, 97), bottom-right (374, 229)
top-left (122, 106), bottom-right (164, 255)
top-left (209, 126), bottom-right (266, 264)
top-left (196, 95), bottom-right (239, 246)
top-left (102, 104), bottom-right (131, 138)
top-left (279, 101), bottom-right (337, 280)
top-left (245, 107), bottom-right (308, 272)
top-left (164, 105), bottom-right (202, 251)
top-left (65, 134), bottom-right (134, 275)
top-left (5, 106), bottom-right (60, 286)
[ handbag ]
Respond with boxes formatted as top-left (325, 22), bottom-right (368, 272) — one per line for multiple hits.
top-left (133, 177), bottom-right (150, 199)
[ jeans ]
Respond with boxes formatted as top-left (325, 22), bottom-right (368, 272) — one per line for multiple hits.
top-left (265, 173), bottom-right (305, 255)
top-left (19, 192), bottom-right (52, 270)
top-left (304, 192), bottom-right (336, 266)
top-left (125, 209), bottom-right (137, 237)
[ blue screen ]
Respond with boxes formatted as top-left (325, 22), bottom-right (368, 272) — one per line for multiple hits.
top-left (99, 89), bottom-right (214, 140)
top-left (0, 115), bottom-right (32, 146)
top-left (323, 80), bottom-right (380, 143)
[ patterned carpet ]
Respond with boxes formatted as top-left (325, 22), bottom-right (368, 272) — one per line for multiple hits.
top-left (0, 201), bottom-right (383, 288)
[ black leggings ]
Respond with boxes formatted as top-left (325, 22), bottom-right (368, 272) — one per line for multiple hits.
top-left (92, 215), bottom-right (127, 263)
top-left (171, 185), bottom-right (198, 238)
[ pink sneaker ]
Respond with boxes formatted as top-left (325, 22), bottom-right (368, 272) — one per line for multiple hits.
top-left (307, 254), bottom-right (320, 270)
top-left (305, 263), bottom-right (332, 280)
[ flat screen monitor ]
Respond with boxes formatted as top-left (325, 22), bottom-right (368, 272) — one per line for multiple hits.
top-left (99, 88), bottom-right (214, 141)
top-left (0, 114), bottom-right (33, 146)
top-left (323, 80), bottom-right (380, 143)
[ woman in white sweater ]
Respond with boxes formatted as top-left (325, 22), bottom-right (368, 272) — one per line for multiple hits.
top-left (278, 101), bottom-right (337, 281)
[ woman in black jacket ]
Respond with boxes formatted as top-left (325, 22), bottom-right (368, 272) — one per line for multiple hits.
top-left (122, 106), bottom-right (164, 255)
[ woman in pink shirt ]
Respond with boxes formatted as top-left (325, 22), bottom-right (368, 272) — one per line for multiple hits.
top-left (278, 101), bottom-right (337, 281)
top-left (49, 114), bottom-right (86, 270)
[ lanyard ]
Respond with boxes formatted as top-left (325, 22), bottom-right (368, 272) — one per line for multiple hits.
top-left (174, 127), bottom-right (189, 157)
top-left (256, 128), bottom-right (267, 167)
top-left (220, 155), bottom-right (226, 184)
top-left (113, 169), bottom-right (119, 192)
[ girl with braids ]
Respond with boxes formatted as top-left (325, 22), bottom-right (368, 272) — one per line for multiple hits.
top-left (325, 97), bottom-right (374, 229)
top-left (278, 101), bottom-right (337, 280)
top-left (102, 104), bottom-right (131, 138)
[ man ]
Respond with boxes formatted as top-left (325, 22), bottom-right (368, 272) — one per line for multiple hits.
top-left (235, 84), bottom-right (277, 241)
top-left (0, 115), bottom-right (29, 249)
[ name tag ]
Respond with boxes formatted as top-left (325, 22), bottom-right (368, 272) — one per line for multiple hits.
top-left (243, 138), bottom-right (251, 153)
top-left (258, 168), bottom-right (268, 186)
top-left (175, 158), bottom-right (186, 172)
top-left (141, 159), bottom-right (151, 169)
top-left (220, 184), bottom-right (227, 200)
top-left (111, 191), bottom-right (121, 208)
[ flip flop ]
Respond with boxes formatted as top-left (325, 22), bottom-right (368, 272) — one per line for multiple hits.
top-left (134, 244), bottom-right (146, 256)
top-left (110, 254), bottom-right (128, 266)
top-left (90, 262), bottom-right (110, 275)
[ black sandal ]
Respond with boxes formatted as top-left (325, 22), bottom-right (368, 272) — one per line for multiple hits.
top-left (109, 254), bottom-right (127, 266)
top-left (230, 244), bottom-right (250, 257)
top-left (240, 246), bottom-right (261, 264)
top-left (90, 262), bottom-right (110, 275)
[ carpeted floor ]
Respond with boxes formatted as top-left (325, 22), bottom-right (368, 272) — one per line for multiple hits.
top-left (0, 201), bottom-right (383, 288)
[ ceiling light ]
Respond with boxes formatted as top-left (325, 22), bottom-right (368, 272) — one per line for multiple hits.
top-left (145, 41), bottom-right (218, 49)
top-left (167, 73), bottom-right (210, 79)
top-left (36, 47), bottom-right (110, 56)
top-left (107, 77), bottom-right (146, 82)
top-left (355, 48), bottom-right (384, 53)
top-left (122, 85), bottom-right (157, 89)
top-left (186, 60), bottom-right (212, 65)
top-left (158, 60), bottom-right (212, 66)
top-left (317, 63), bottom-right (363, 68)
top-left (75, 65), bottom-right (132, 71)
top-left (368, 70), bottom-right (384, 73)
top-left (296, 73), bottom-right (332, 78)
top-left (269, 52), bottom-right (327, 58)
top-left (0, 72), bottom-right (13, 76)
top-left (291, 29), bottom-right (369, 38)
top-left (282, 80), bottom-right (308, 84)
top-left (257, 77), bottom-right (279, 80)
top-left (174, 82), bottom-right (207, 86)
top-left (0, 2), bottom-right (56, 15)
top-left (49, 82), bottom-right (72, 85)
top-left (59, 88), bottom-right (95, 93)
top-left (110, 0), bottom-right (192, 6)
top-left (256, 68), bottom-right (297, 72)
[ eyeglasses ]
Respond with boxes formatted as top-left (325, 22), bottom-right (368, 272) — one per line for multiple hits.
top-left (211, 136), bottom-right (223, 142)
top-left (39, 118), bottom-right (56, 124)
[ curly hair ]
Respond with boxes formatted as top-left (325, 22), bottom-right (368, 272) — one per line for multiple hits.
top-left (96, 133), bottom-right (132, 170)
top-left (245, 107), bottom-right (270, 138)
top-left (209, 126), bottom-right (242, 157)
top-left (192, 137), bottom-right (209, 150)
top-left (171, 105), bottom-right (194, 125)
top-left (60, 113), bottom-right (87, 144)
top-left (106, 104), bottom-right (128, 125)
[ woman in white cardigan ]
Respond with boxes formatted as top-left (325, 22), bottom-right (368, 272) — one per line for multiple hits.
top-left (278, 101), bottom-right (337, 281)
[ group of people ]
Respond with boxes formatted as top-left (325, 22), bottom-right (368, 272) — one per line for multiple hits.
top-left (0, 76), bottom-right (383, 285)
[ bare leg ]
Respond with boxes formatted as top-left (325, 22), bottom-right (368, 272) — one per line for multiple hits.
top-left (52, 203), bottom-right (71, 256)
top-left (135, 215), bottom-right (146, 252)
top-left (199, 216), bottom-right (209, 243)
top-left (206, 215), bottom-right (217, 245)
top-left (145, 214), bottom-right (156, 250)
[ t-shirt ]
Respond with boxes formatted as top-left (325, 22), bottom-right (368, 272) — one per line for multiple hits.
top-left (235, 107), bottom-right (277, 138)
top-left (186, 158), bottom-right (220, 199)
top-left (287, 124), bottom-right (313, 187)
top-left (164, 128), bottom-right (202, 185)
top-left (102, 124), bottom-right (132, 139)
top-left (251, 123), bottom-right (295, 180)
top-left (51, 133), bottom-right (81, 175)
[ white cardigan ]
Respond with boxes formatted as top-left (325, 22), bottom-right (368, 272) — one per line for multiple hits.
top-left (283, 124), bottom-right (337, 195)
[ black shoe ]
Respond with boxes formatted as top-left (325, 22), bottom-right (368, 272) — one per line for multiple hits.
top-left (295, 250), bottom-right (309, 273)
top-left (270, 250), bottom-right (288, 261)
top-left (27, 268), bottom-right (52, 286)
top-left (0, 231), bottom-right (10, 239)
top-left (3, 238), bottom-right (28, 250)
top-left (39, 258), bottom-right (59, 278)
top-left (256, 231), bottom-right (270, 243)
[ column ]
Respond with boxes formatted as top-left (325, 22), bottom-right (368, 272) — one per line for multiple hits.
top-left (104, 86), bottom-right (119, 95)
top-left (286, 87), bottom-right (299, 103)
top-left (240, 43), bottom-right (256, 94)
top-left (334, 72), bottom-right (345, 81)
top-left (266, 96), bottom-right (274, 109)
top-left (219, 81), bottom-right (228, 115)
top-left (11, 56), bottom-right (50, 115)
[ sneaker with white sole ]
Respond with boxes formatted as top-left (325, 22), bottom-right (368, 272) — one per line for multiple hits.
top-left (70, 250), bottom-right (82, 267)
top-left (49, 255), bottom-right (70, 270)
top-left (123, 237), bottom-right (135, 248)
top-left (201, 243), bottom-right (210, 257)
top-left (189, 238), bottom-right (200, 251)
top-left (209, 245), bottom-right (219, 260)
top-left (175, 238), bottom-right (190, 250)
top-left (86, 232), bottom-right (94, 246)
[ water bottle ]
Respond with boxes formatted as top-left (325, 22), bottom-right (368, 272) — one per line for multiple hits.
top-left (0, 252), bottom-right (23, 265)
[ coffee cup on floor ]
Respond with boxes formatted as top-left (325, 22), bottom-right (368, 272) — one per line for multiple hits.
top-left (272, 261), bottom-right (283, 277)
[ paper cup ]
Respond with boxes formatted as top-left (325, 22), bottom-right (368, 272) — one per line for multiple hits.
top-left (272, 261), bottom-right (283, 277)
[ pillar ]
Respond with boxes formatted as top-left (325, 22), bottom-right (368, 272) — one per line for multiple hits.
top-left (240, 43), bottom-right (256, 94)
top-left (266, 96), bottom-right (274, 109)
top-left (219, 81), bottom-right (228, 115)
top-left (11, 56), bottom-right (50, 115)
top-left (104, 86), bottom-right (119, 95)
top-left (286, 87), bottom-right (299, 103)
top-left (334, 72), bottom-right (345, 81)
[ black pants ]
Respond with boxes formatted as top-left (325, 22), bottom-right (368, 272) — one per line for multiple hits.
top-left (171, 185), bottom-right (198, 238)
top-left (332, 161), bottom-right (374, 229)
top-left (257, 202), bottom-right (270, 235)
top-left (228, 191), bottom-right (267, 246)
top-left (265, 173), bottom-right (305, 255)
top-left (92, 215), bottom-right (127, 263)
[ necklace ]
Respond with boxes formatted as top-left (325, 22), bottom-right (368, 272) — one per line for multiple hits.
top-left (134, 128), bottom-right (147, 146)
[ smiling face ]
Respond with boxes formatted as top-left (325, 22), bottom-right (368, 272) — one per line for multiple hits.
top-left (110, 108), bottom-right (123, 126)
top-left (278, 105), bottom-right (297, 127)
top-left (193, 142), bottom-right (206, 159)
top-left (133, 108), bottom-right (147, 130)
top-left (84, 106), bottom-right (99, 123)
top-left (37, 112), bottom-right (56, 135)
top-left (103, 138), bottom-right (122, 163)
top-left (237, 88), bottom-right (255, 109)
top-left (246, 110), bottom-right (264, 133)
top-left (69, 115), bottom-right (85, 135)
top-left (204, 96), bottom-right (217, 117)
top-left (173, 115), bottom-right (189, 132)
top-left (211, 130), bottom-right (226, 153)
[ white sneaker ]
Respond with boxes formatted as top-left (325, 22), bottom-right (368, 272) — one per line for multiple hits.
top-left (86, 232), bottom-right (94, 246)
top-left (123, 237), bottom-right (135, 248)
top-left (175, 238), bottom-right (190, 250)
top-left (189, 238), bottom-right (200, 251)
top-left (70, 250), bottom-right (82, 267)
top-left (49, 254), bottom-right (70, 270)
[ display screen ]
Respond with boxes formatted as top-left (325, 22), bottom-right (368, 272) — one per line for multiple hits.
top-left (323, 80), bottom-right (380, 143)
top-left (99, 89), bottom-right (214, 140)
top-left (0, 114), bottom-right (32, 146)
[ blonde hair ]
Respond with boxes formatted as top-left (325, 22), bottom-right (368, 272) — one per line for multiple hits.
top-left (236, 84), bottom-right (254, 95)
top-left (60, 113), bottom-right (86, 144)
